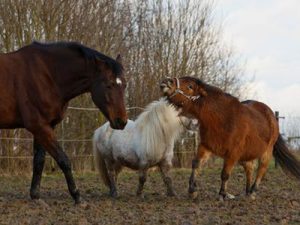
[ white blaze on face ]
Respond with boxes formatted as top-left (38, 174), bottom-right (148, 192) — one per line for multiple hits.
top-left (116, 78), bottom-right (122, 85)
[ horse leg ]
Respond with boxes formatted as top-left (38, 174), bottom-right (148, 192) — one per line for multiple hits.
top-left (30, 139), bottom-right (46, 199)
top-left (219, 158), bottom-right (236, 200)
top-left (188, 146), bottom-right (211, 196)
top-left (159, 162), bottom-right (176, 196)
top-left (250, 150), bottom-right (272, 195)
top-left (104, 160), bottom-right (118, 198)
top-left (240, 161), bottom-right (254, 195)
top-left (33, 125), bottom-right (80, 203)
top-left (136, 169), bottom-right (147, 197)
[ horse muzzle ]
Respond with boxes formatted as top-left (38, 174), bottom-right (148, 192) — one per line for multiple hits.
top-left (160, 78), bottom-right (174, 95)
top-left (110, 118), bottom-right (127, 130)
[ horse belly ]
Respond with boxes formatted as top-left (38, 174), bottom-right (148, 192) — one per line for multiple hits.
top-left (0, 98), bottom-right (22, 128)
top-left (239, 140), bottom-right (269, 161)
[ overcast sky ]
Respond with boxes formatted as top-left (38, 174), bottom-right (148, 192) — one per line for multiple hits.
top-left (215, 0), bottom-right (300, 116)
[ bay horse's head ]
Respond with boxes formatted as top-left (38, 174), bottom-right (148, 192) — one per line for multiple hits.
top-left (160, 77), bottom-right (207, 109)
top-left (90, 54), bottom-right (127, 129)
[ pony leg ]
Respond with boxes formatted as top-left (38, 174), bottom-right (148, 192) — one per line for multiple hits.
top-left (188, 146), bottom-right (211, 195)
top-left (159, 162), bottom-right (176, 196)
top-left (104, 160), bottom-right (118, 198)
top-left (240, 161), bottom-right (254, 195)
top-left (136, 169), bottom-right (147, 197)
top-left (219, 158), bottom-right (236, 200)
top-left (33, 125), bottom-right (80, 204)
top-left (30, 139), bottom-right (46, 200)
top-left (250, 151), bottom-right (272, 194)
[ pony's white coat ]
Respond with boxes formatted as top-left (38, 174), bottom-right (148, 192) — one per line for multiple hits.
top-left (93, 98), bottom-right (184, 169)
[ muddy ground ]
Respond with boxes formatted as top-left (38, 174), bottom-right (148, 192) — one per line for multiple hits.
top-left (0, 164), bottom-right (299, 225)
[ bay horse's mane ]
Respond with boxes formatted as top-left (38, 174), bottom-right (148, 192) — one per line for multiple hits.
top-left (31, 41), bottom-right (123, 76)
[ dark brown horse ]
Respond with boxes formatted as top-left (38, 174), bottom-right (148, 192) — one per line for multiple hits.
top-left (0, 41), bottom-right (128, 203)
top-left (160, 76), bottom-right (300, 200)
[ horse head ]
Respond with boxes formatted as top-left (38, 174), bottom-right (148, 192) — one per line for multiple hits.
top-left (91, 54), bottom-right (128, 129)
top-left (160, 77), bottom-right (207, 110)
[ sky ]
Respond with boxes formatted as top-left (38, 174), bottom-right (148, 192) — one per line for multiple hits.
top-left (215, 0), bottom-right (300, 116)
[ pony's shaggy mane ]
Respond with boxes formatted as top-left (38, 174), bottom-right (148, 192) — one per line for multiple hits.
top-left (134, 98), bottom-right (183, 161)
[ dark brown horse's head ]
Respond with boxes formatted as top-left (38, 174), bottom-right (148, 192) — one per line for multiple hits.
top-left (160, 77), bottom-right (207, 110)
top-left (91, 55), bottom-right (127, 129)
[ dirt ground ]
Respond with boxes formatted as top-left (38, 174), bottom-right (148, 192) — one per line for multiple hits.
top-left (0, 164), bottom-right (299, 225)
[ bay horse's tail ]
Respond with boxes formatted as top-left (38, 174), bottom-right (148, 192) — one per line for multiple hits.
top-left (273, 134), bottom-right (300, 180)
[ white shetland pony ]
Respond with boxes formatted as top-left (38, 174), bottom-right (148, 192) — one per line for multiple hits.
top-left (93, 98), bottom-right (191, 197)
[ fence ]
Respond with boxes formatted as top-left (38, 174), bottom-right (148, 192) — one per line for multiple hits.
top-left (0, 106), bottom-right (199, 174)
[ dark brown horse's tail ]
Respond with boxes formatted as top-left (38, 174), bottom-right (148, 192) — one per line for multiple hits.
top-left (273, 134), bottom-right (300, 180)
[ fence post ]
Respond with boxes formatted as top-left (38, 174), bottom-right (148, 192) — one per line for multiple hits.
top-left (274, 111), bottom-right (285, 169)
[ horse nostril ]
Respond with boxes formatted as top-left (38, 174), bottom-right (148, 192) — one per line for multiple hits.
top-left (160, 83), bottom-right (167, 89)
top-left (114, 118), bottom-right (127, 129)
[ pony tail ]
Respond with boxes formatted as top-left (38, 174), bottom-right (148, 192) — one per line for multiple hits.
top-left (93, 133), bottom-right (111, 187)
top-left (273, 134), bottom-right (300, 180)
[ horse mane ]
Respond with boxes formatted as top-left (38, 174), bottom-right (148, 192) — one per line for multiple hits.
top-left (31, 41), bottom-right (123, 76)
top-left (134, 98), bottom-right (183, 160)
top-left (182, 76), bottom-right (239, 101)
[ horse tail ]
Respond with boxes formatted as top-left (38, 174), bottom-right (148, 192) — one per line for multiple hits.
top-left (93, 131), bottom-right (111, 187)
top-left (273, 134), bottom-right (300, 180)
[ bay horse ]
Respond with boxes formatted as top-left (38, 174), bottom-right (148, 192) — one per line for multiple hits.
top-left (93, 99), bottom-right (191, 198)
top-left (0, 41), bottom-right (128, 203)
top-left (160, 76), bottom-right (300, 200)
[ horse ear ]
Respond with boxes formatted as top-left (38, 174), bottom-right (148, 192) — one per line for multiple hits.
top-left (116, 54), bottom-right (122, 64)
top-left (199, 87), bottom-right (207, 97)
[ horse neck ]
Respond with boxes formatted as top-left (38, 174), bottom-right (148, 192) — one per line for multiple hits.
top-left (50, 53), bottom-right (93, 103)
top-left (196, 94), bottom-right (238, 134)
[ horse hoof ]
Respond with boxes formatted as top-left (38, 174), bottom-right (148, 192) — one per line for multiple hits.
top-left (137, 193), bottom-right (145, 199)
top-left (30, 190), bottom-right (40, 200)
top-left (249, 193), bottom-right (256, 200)
top-left (167, 191), bottom-right (177, 197)
top-left (219, 193), bottom-right (235, 201)
top-left (77, 201), bottom-right (89, 209)
top-left (226, 193), bottom-right (235, 200)
top-left (189, 191), bottom-right (198, 200)
top-left (32, 199), bottom-right (50, 210)
top-left (110, 191), bottom-right (118, 198)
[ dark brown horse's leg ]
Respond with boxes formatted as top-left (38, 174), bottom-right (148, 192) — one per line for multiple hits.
top-left (250, 151), bottom-right (272, 194)
top-left (219, 159), bottom-right (236, 200)
top-left (34, 126), bottom-right (80, 203)
top-left (241, 161), bottom-right (254, 195)
top-left (30, 139), bottom-right (46, 199)
top-left (136, 169), bottom-right (147, 197)
top-left (188, 146), bottom-right (211, 196)
top-left (159, 162), bottom-right (175, 196)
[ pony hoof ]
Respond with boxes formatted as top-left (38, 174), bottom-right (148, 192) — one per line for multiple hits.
top-left (226, 193), bottom-right (235, 200)
top-left (189, 191), bottom-right (198, 200)
top-left (137, 193), bottom-right (145, 199)
top-left (110, 192), bottom-right (118, 198)
top-left (219, 193), bottom-right (235, 201)
top-left (249, 193), bottom-right (256, 200)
